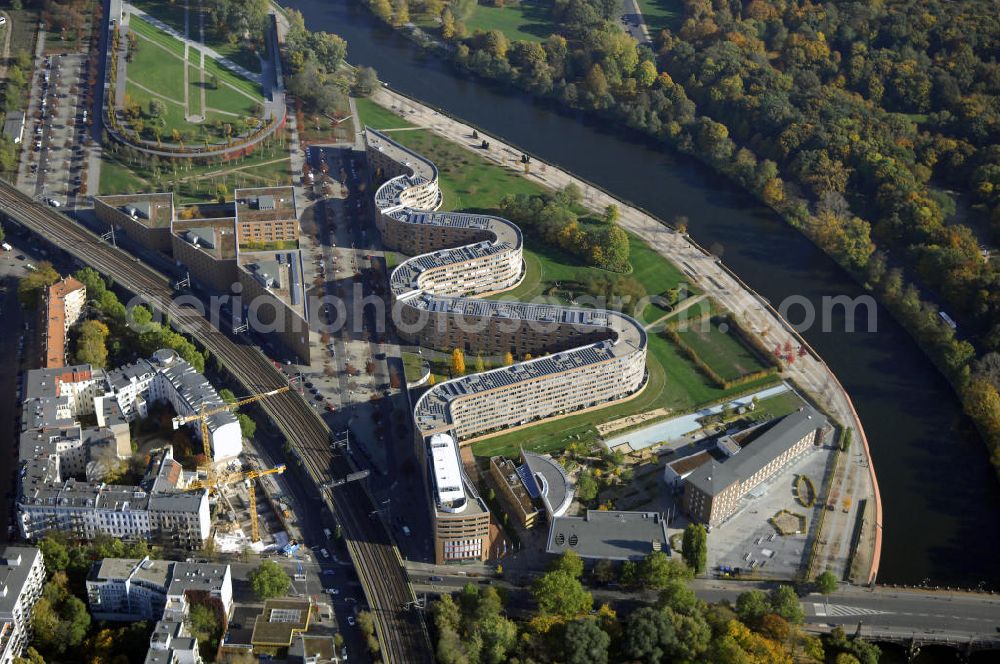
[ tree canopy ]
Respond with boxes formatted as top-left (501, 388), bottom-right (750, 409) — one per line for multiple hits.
top-left (249, 560), bottom-right (291, 600)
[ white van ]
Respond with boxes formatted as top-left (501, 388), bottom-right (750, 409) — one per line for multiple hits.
top-left (2, 242), bottom-right (12, 251)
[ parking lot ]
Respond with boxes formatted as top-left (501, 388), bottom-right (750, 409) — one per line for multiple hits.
top-left (705, 442), bottom-right (835, 579)
top-left (17, 52), bottom-right (92, 207)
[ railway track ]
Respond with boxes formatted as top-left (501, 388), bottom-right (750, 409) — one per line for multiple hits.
top-left (0, 182), bottom-right (433, 663)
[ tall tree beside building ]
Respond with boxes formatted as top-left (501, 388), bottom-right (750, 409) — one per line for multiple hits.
top-left (248, 560), bottom-right (290, 600)
top-left (682, 523), bottom-right (708, 574)
top-left (17, 261), bottom-right (60, 309)
top-left (451, 348), bottom-right (466, 376)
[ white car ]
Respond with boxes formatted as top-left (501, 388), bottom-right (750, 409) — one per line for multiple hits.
top-left (347, 616), bottom-right (355, 626)
top-left (326, 588), bottom-right (340, 595)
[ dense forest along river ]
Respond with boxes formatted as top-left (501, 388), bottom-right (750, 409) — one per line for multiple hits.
top-left (286, 0), bottom-right (1000, 588)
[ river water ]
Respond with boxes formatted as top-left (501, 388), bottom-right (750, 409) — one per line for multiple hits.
top-left (286, 0), bottom-right (1000, 588)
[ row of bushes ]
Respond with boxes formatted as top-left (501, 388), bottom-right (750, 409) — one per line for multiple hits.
top-left (795, 475), bottom-right (817, 508)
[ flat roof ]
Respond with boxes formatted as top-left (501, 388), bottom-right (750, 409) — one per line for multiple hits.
top-left (96, 193), bottom-right (174, 228)
top-left (667, 450), bottom-right (717, 477)
top-left (522, 451), bottom-right (574, 518)
top-left (234, 186), bottom-right (297, 224)
top-left (546, 510), bottom-right (669, 561)
top-left (686, 407), bottom-right (827, 496)
top-left (368, 131), bottom-right (645, 438)
top-left (0, 547), bottom-right (41, 618)
top-left (251, 598), bottom-right (311, 646)
top-left (172, 218), bottom-right (237, 260)
top-left (429, 433), bottom-right (466, 512)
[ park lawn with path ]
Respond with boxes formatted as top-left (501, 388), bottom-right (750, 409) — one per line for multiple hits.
top-left (130, 15), bottom-right (186, 59)
top-left (133, 0), bottom-right (187, 35)
top-left (98, 130), bottom-right (292, 203)
top-left (635, 0), bottom-right (684, 33)
top-left (127, 23), bottom-right (187, 102)
top-left (674, 318), bottom-right (772, 382)
top-left (125, 15), bottom-right (263, 144)
top-left (135, 0), bottom-right (263, 72)
top-left (357, 98), bottom-right (783, 458)
top-left (464, 0), bottom-right (556, 43)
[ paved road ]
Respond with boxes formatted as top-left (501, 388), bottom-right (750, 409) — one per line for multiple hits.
top-left (620, 0), bottom-right (652, 45)
top-left (369, 87), bottom-right (881, 583)
top-left (407, 565), bottom-right (1000, 641)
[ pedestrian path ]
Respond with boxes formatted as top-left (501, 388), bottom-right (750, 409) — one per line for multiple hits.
top-left (122, 1), bottom-right (261, 85)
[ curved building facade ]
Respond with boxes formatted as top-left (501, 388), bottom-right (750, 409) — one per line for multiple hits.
top-left (366, 129), bottom-right (648, 563)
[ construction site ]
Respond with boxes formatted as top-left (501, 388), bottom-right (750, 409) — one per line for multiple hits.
top-left (171, 382), bottom-right (306, 555)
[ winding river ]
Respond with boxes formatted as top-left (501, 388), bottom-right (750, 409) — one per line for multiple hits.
top-left (285, 0), bottom-right (1000, 588)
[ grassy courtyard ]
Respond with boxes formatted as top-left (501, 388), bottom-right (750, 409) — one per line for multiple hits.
top-left (356, 97), bottom-right (781, 458)
top-left (464, 0), bottom-right (556, 43)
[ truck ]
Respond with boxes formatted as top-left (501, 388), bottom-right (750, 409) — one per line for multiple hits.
top-left (281, 540), bottom-right (301, 556)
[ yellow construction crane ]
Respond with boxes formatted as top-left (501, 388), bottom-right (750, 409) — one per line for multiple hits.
top-left (187, 465), bottom-right (287, 543)
top-left (172, 385), bottom-right (291, 464)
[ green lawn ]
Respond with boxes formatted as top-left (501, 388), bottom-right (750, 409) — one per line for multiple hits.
top-left (635, 0), bottom-right (684, 33)
top-left (122, 15), bottom-right (263, 144)
top-left (208, 36), bottom-right (263, 74)
top-left (98, 129), bottom-right (292, 203)
top-left (235, 157), bottom-right (293, 187)
top-left (203, 56), bottom-right (261, 100)
top-left (465, 0), bottom-right (556, 42)
top-left (751, 391), bottom-right (805, 422)
top-left (99, 155), bottom-right (151, 194)
top-left (385, 128), bottom-right (545, 211)
top-left (674, 317), bottom-right (771, 382)
top-left (355, 96), bottom-right (418, 131)
top-left (134, 0), bottom-right (262, 73)
top-left (130, 16), bottom-right (186, 60)
top-left (127, 25), bottom-right (187, 103)
top-left (124, 79), bottom-right (190, 132)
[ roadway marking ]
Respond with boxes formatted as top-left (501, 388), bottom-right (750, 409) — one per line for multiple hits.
top-left (812, 603), bottom-right (888, 618)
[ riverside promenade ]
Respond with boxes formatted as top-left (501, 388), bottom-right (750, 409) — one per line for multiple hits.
top-left (366, 86), bottom-right (882, 585)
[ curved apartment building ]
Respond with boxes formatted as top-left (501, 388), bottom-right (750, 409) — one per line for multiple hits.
top-left (366, 129), bottom-right (648, 563)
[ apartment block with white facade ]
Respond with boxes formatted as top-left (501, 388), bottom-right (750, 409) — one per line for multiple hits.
top-left (366, 128), bottom-right (648, 564)
top-left (0, 547), bottom-right (46, 664)
top-left (86, 557), bottom-right (232, 622)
